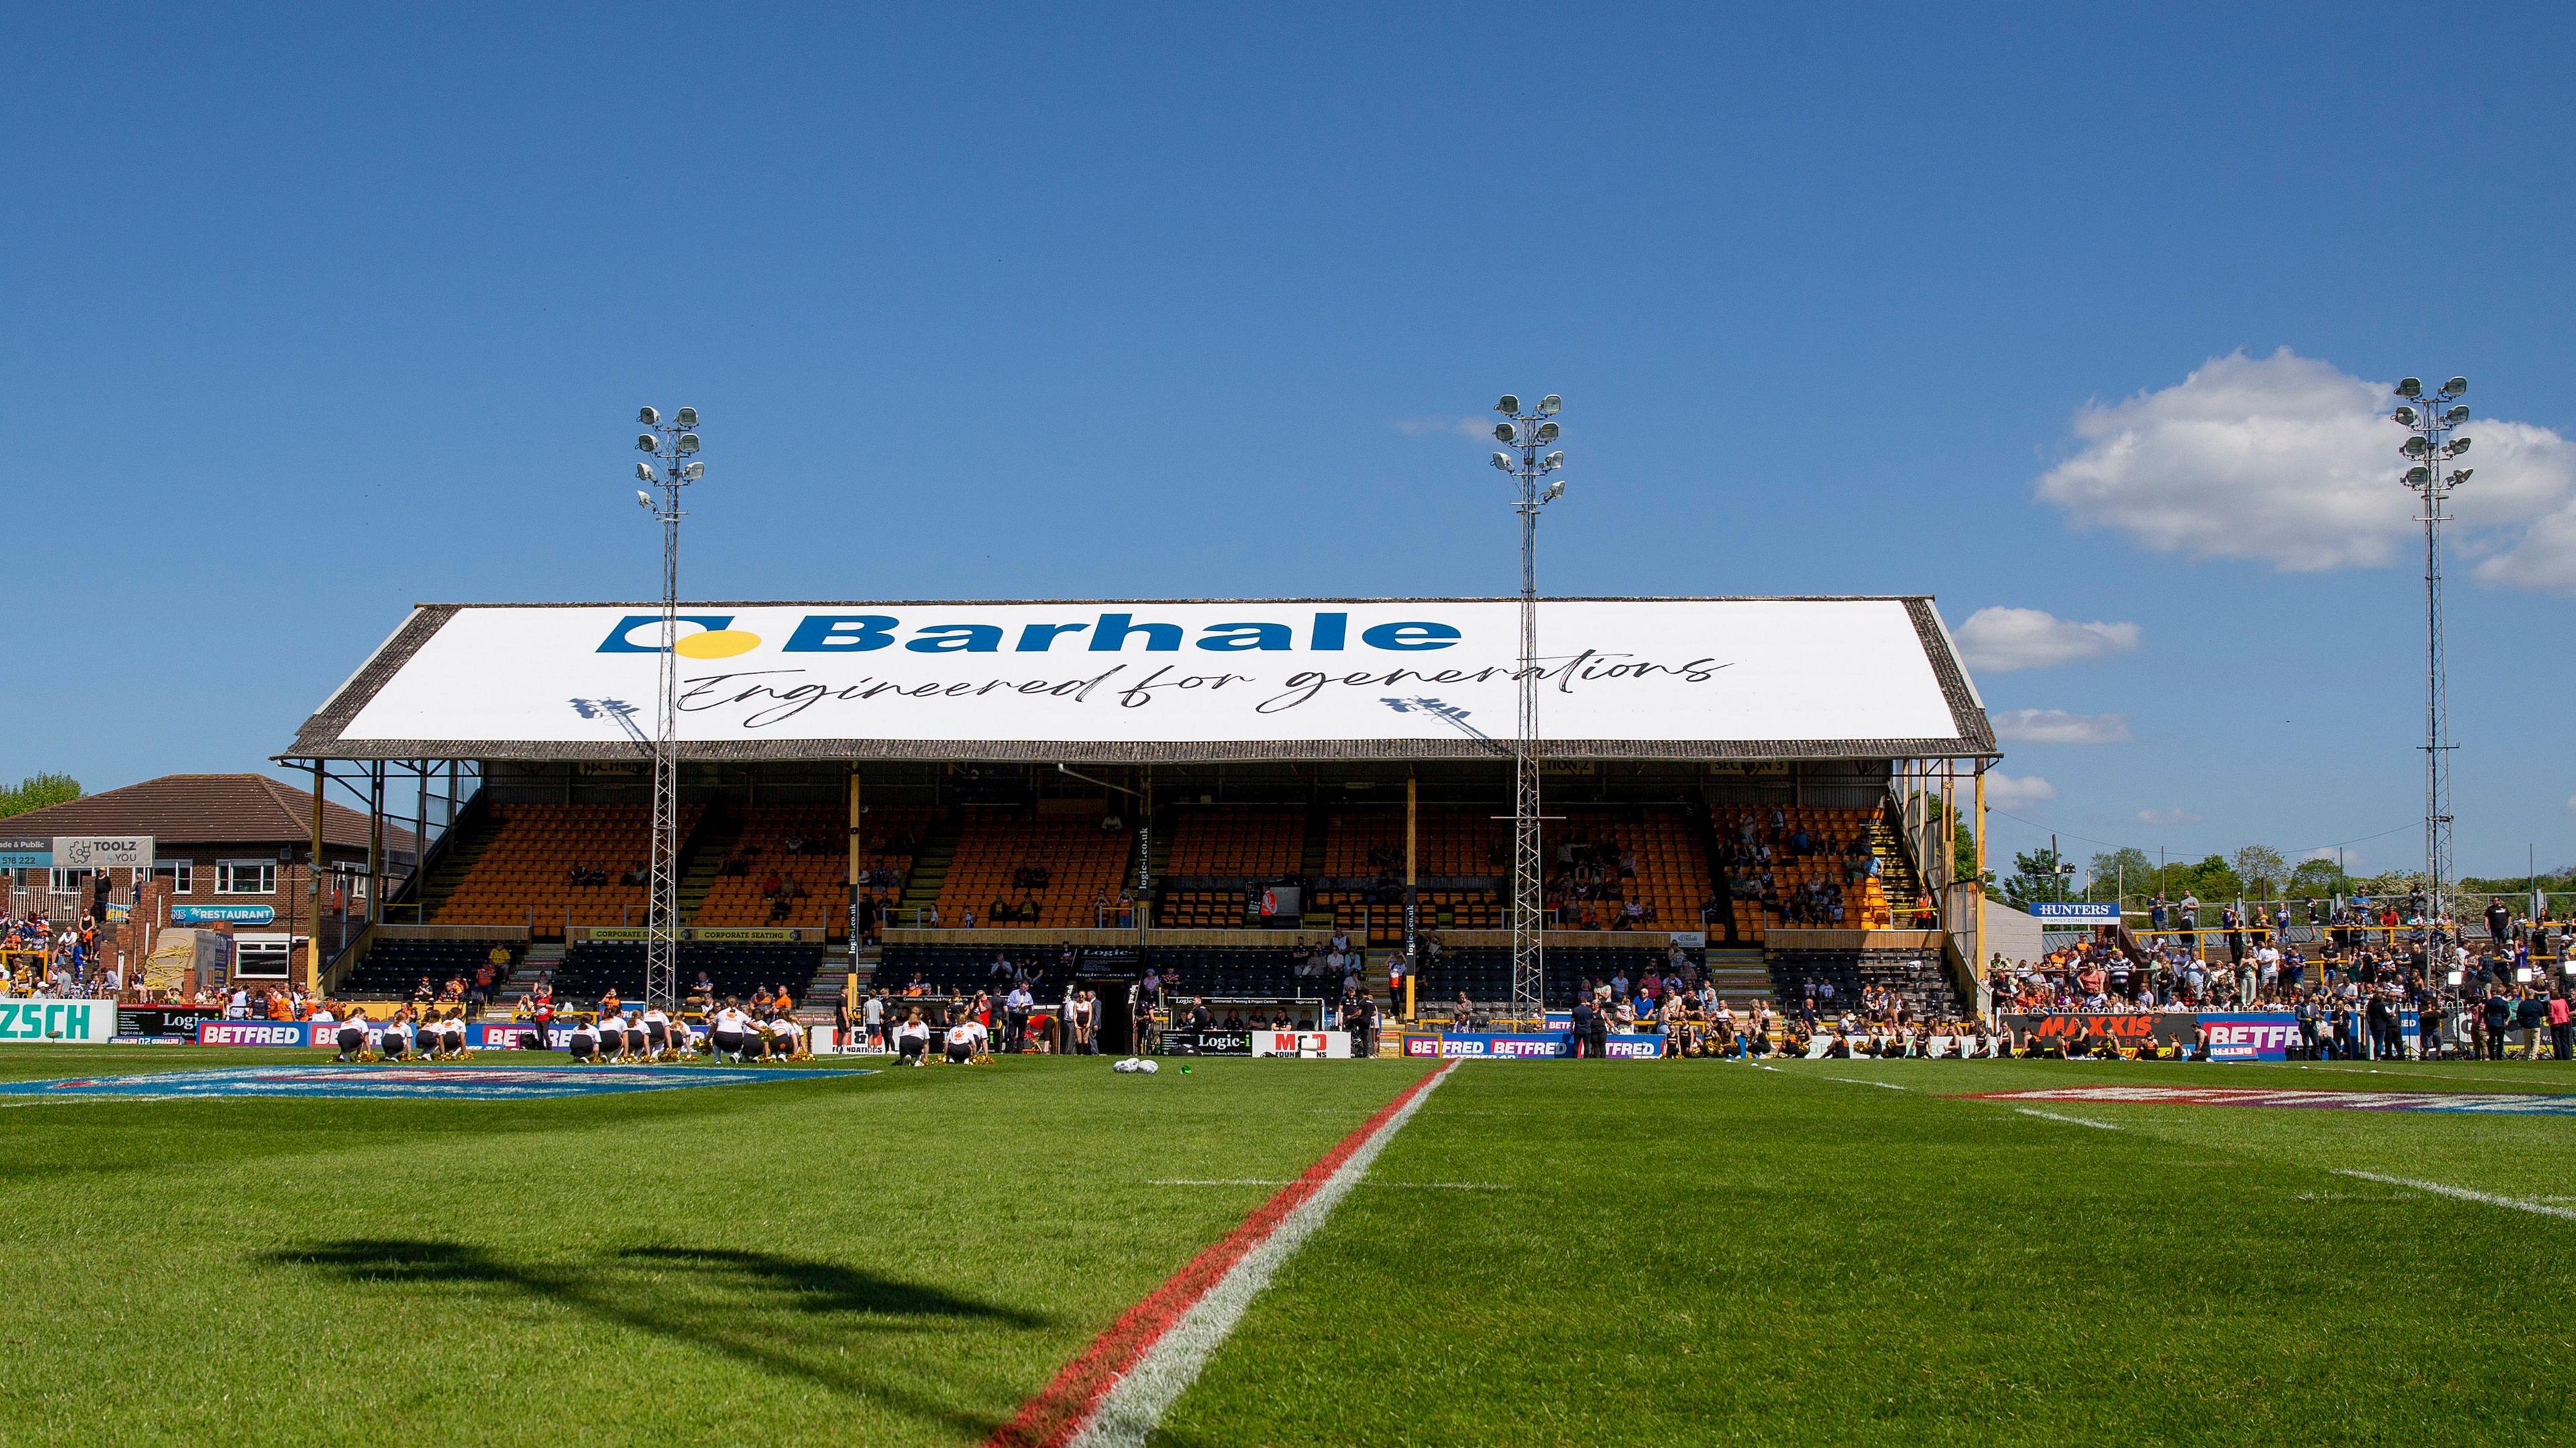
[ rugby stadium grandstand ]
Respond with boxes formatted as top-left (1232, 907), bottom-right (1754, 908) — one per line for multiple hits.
top-left (278, 596), bottom-right (2000, 1045)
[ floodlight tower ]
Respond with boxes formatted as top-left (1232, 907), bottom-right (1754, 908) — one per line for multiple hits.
top-left (633, 406), bottom-right (706, 1012)
top-left (1488, 394), bottom-right (1567, 1026)
top-left (2390, 376), bottom-right (2470, 966)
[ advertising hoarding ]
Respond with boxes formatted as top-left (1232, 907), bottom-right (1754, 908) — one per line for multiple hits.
top-left (296, 598), bottom-right (1985, 760)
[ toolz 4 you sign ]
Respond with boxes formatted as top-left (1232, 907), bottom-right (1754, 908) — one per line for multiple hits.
top-left (305, 599), bottom-right (1980, 757)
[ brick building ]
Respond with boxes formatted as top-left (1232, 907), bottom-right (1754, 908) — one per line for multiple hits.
top-left (5, 774), bottom-right (407, 981)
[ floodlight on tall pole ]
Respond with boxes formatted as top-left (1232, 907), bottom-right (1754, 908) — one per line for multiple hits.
top-left (1489, 392), bottom-right (1566, 1026)
top-left (633, 404), bottom-right (705, 1012)
top-left (2390, 375), bottom-right (2470, 970)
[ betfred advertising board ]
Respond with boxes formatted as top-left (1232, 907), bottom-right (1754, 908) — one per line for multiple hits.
top-left (0, 999), bottom-right (119, 1044)
top-left (197, 1020), bottom-right (318, 1048)
top-left (1403, 1033), bottom-right (1571, 1059)
top-left (2196, 1013), bottom-right (2300, 1062)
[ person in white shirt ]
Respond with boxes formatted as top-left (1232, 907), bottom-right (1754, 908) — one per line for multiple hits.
top-left (769, 1013), bottom-right (806, 1060)
top-left (331, 1007), bottom-right (367, 1062)
top-left (378, 1011), bottom-right (414, 1062)
top-left (566, 1016), bottom-right (601, 1063)
top-left (643, 1005), bottom-right (673, 1060)
top-left (710, 999), bottom-right (752, 1062)
top-left (943, 1019), bottom-right (984, 1064)
top-left (619, 1010), bottom-right (649, 1062)
top-left (894, 1007), bottom-right (930, 1066)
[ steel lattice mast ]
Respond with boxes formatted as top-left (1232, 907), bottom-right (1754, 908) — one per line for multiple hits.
top-left (633, 406), bottom-right (705, 1012)
top-left (2390, 375), bottom-right (2469, 968)
top-left (1487, 394), bottom-right (1566, 1025)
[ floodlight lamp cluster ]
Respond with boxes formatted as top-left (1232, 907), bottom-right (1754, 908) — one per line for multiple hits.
top-left (2391, 376), bottom-right (2471, 494)
top-left (1489, 392), bottom-right (1568, 505)
top-left (631, 406), bottom-right (708, 513)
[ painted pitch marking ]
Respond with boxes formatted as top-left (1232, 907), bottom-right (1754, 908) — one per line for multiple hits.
top-left (2336, 1170), bottom-right (2576, 1222)
top-left (2015, 1107), bottom-right (2121, 1130)
top-left (0, 1065), bottom-right (867, 1101)
top-left (1952, 1085), bottom-right (2576, 1116)
top-left (991, 1060), bottom-right (1458, 1448)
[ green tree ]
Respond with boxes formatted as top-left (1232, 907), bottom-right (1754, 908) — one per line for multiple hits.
top-left (2231, 844), bottom-right (2289, 899)
top-left (0, 773), bottom-right (80, 819)
top-left (2088, 847), bottom-right (2154, 903)
top-left (2000, 846), bottom-right (2072, 909)
top-left (2286, 856), bottom-right (2353, 900)
top-left (2167, 854), bottom-right (2243, 903)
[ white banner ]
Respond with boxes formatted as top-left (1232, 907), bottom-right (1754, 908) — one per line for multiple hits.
top-left (1251, 1029), bottom-right (1354, 1059)
top-left (0, 998), bottom-right (119, 1044)
top-left (319, 599), bottom-right (1970, 751)
top-left (55, 836), bottom-right (154, 871)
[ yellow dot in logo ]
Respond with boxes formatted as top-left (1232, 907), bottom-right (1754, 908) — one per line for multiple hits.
top-left (674, 628), bottom-right (761, 659)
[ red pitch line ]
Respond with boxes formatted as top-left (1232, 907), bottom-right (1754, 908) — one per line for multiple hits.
top-left (986, 1061), bottom-right (1454, 1448)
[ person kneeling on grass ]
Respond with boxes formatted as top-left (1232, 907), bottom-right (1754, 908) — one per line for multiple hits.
top-left (567, 1015), bottom-right (602, 1063)
top-left (766, 1010), bottom-right (808, 1061)
top-left (643, 1004), bottom-right (674, 1061)
top-left (378, 1009), bottom-right (414, 1062)
top-left (333, 1007), bottom-right (371, 1063)
top-left (943, 1015), bottom-right (987, 1064)
top-left (618, 1009), bottom-right (649, 1063)
top-left (893, 1007), bottom-right (930, 1066)
top-left (709, 999), bottom-right (754, 1064)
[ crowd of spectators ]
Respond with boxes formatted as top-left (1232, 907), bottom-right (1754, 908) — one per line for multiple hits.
top-left (1994, 895), bottom-right (2575, 1060)
top-left (2, 907), bottom-right (117, 999)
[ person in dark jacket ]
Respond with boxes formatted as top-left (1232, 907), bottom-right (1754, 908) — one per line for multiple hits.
top-left (2483, 990), bottom-right (2514, 1060)
top-left (1570, 995), bottom-right (1596, 1058)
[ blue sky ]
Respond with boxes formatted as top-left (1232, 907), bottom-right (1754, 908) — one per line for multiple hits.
top-left (7, 5), bottom-right (2571, 876)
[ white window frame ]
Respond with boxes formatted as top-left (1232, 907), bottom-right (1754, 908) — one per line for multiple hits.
top-left (157, 860), bottom-right (194, 894)
top-left (49, 867), bottom-right (94, 893)
top-left (217, 860), bottom-right (277, 896)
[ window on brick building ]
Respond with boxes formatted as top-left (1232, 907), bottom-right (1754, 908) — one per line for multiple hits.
top-left (156, 861), bottom-right (194, 893)
top-left (217, 860), bottom-right (276, 895)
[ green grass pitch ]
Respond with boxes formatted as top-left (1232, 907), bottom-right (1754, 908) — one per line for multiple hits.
top-left (2, 1048), bottom-right (2571, 1446)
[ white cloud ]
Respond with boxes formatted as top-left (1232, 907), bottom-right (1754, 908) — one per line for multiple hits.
top-left (2035, 348), bottom-right (2576, 590)
top-left (1989, 708), bottom-right (2132, 745)
top-left (1984, 773), bottom-right (2058, 809)
top-left (1393, 414), bottom-right (1491, 439)
top-left (1955, 607), bottom-right (2141, 673)
top-left (2566, 794), bottom-right (2576, 816)
top-left (2136, 807), bottom-right (2203, 826)
top-left (2305, 846), bottom-right (2366, 871)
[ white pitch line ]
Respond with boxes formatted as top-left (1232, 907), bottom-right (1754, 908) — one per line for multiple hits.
top-left (1070, 1060), bottom-right (1458, 1448)
top-left (2335, 1170), bottom-right (2576, 1222)
top-left (1822, 1075), bottom-right (1909, 1091)
top-left (2015, 1107), bottom-right (2121, 1130)
top-left (2300, 1064), bottom-right (2551, 1086)
top-left (1152, 1176), bottom-right (1505, 1192)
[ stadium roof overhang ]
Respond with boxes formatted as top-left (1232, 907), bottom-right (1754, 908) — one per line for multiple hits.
top-left (280, 597), bottom-right (1997, 767)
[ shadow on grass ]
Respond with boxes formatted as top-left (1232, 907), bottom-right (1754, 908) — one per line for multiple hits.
top-left (263, 1237), bottom-right (1046, 1437)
